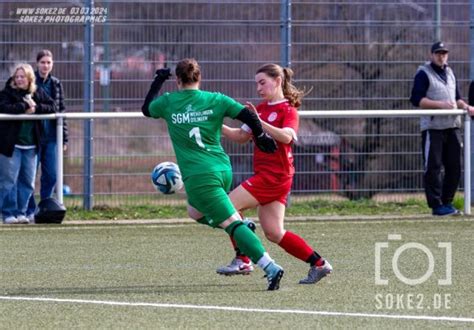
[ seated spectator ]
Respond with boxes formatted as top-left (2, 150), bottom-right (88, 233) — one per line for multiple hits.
top-left (0, 63), bottom-right (57, 224)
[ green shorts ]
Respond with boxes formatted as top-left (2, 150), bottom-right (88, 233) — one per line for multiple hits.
top-left (184, 170), bottom-right (236, 227)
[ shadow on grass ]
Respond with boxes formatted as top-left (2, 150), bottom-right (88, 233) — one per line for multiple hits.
top-left (5, 283), bottom-right (266, 296)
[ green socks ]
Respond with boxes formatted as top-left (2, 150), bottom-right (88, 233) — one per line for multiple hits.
top-left (225, 221), bottom-right (265, 263)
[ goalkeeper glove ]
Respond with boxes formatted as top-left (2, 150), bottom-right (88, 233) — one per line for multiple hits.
top-left (154, 68), bottom-right (172, 82)
top-left (255, 132), bottom-right (278, 153)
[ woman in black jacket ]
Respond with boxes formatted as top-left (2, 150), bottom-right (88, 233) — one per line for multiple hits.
top-left (0, 63), bottom-right (57, 224)
top-left (26, 49), bottom-right (69, 220)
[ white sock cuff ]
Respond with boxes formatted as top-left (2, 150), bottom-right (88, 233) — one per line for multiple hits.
top-left (256, 252), bottom-right (274, 269)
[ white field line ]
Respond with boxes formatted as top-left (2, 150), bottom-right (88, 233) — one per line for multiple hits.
top-left (0, 296), bottom-right (473, 323)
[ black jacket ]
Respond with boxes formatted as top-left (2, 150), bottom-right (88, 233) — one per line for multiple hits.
top-left (35, 71), bottom-right (68, 144)
top-left (0, 79), bottom-right (57, 157)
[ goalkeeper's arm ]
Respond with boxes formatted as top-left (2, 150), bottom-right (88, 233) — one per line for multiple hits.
top-left (142, 68), bottom-right (172, 117)
top-left (222, 125), bottom-right (251, 144)
top-left (235, 108), bottom-right (277, 153)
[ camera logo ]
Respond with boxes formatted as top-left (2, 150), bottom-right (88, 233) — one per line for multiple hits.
top-left (375, 234), bottom-right (452, 286)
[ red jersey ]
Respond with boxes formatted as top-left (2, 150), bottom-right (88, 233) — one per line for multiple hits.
top-left (243, 100), bottom-right (299, 178)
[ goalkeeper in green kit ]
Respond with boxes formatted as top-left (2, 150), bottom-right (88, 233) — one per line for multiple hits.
top-left (142, 58), bottom-right (284, 290)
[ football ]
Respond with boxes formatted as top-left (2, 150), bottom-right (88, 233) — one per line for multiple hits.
top-left (151, 161), bottom-right (184, 194)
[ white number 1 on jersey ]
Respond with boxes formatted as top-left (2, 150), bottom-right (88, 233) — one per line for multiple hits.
top-left (189, 127), bottom-right (205, 148)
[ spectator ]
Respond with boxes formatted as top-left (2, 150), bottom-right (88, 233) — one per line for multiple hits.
top-left (25, 50), bottom-right (68, 222)
top-left (410, 41), bottom-right (474, 216)
top-left (0, 63), bottom-right (57, 224)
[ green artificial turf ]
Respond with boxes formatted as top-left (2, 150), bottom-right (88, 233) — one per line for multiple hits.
top-left (0, 218), bottom-right (472, 328)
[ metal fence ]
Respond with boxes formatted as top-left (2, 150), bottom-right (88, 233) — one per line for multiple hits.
top-left (1, 110), bottom-right (472, 215)
top-left (0, 0), bottom-right (472, 208)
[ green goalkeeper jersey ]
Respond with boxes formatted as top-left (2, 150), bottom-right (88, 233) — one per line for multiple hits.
top-left (149, 89), bottom-right (243, 179)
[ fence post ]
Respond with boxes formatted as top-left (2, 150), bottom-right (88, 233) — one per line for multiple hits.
top-left (464, 114), bottom-right (471, 215)
top-left (280, 0), bottom-right (291, 68)
top-left (470, 0), bottom-right (474, 211)
top-left (83, 0), bottom-right (95, 210)
top-left (56, 116), bottom-right (64, 204)
top-left (435, 0), bottom-right (441, 41)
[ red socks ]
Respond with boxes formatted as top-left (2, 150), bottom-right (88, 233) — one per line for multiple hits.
top-left (229, 225), bottom-right (323, 266)
top-left (279, 231), bottom-right (323, 266)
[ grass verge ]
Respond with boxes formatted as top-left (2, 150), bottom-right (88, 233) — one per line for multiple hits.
top-left (64, 196), bottom-right (466, 221)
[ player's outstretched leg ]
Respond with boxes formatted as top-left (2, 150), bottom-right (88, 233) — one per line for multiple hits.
top-left (224, 220), bottom-right (284, 290)
top-left (216, 218), bottom-right (256, 276)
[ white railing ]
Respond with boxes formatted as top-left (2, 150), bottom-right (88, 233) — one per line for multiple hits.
top-left (0, 109), bottom-right (470, 214)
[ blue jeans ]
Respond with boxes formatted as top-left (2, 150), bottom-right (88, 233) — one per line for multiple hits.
top-left (27, 141), bottom-right (58, 215)
top-left (0, 147), bottom-right (37, 219)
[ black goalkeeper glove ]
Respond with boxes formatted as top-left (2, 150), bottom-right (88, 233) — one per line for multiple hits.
top-left (255, 132), bottom-right (278, 153)
top-left (142, 68), bottom-right (172, 117)
top-left (154, 68), bottom-right (172, 82)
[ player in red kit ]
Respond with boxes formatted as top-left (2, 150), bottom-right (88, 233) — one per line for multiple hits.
top-left (217, 63), bottom-right (333, 284)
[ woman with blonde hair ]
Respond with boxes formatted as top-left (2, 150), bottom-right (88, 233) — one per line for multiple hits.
top-left (0, 63), bottom-right (57, 224)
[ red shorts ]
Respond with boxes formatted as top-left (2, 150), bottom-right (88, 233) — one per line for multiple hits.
top-left (241, 172), bottom-right (292, 206)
